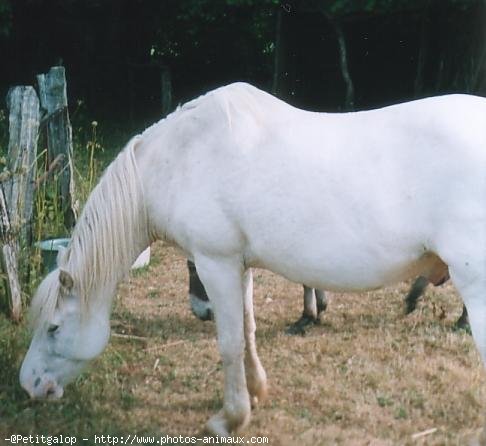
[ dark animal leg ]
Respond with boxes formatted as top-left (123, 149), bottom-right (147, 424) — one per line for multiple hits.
top-left (405, 276), bottom-right (429, 314)
top-left (188, 260), bottom-right (214, 321)
top-left (454, 305), bottom-right (470, 332)
top-left (286, 286), bottom-right (326, 335)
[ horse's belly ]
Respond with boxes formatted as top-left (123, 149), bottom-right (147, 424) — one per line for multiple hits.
top-left (243, 225), bottom-right (437, 292)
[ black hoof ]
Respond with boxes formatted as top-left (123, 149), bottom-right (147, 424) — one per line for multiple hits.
top-left (405, 299), bottom-right (417, 315)
top-left (285, 315), bottom-right (318, 336)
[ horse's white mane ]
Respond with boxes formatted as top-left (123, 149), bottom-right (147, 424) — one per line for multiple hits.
top-left (31, 136), bottom-right (150, 327)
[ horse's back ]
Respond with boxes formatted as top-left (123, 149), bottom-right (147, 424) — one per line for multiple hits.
top-left (138, 86), bottom-right (486, 290)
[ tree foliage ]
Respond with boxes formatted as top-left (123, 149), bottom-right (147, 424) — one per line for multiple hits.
top-left (0, 0), bottom-right (484, 126)
top-left (0, 0), bottom-right (12, 37)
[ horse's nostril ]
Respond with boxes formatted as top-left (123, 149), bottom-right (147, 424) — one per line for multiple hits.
top-left (46, 387), bottom-right (56, 397)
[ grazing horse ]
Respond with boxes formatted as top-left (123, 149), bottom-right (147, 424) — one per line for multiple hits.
top-left (188, 261), bottom-right (469, 333)
top-left (20, 83), bottom-right (486, 437)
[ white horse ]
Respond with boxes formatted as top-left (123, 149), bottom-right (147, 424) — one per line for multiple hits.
top-left (21, 83), bottom-right (486, 437)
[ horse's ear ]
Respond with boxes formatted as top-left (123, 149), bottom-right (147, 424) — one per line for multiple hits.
top-left (59, 269), bottom-right (74, 291)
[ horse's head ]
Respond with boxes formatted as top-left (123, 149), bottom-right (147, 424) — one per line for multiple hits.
top-left (20, 268), bottom-right (111, 399)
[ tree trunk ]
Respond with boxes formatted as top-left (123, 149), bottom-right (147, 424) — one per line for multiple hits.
top-left (332, 19), bottom-right (354, 111)
top-left (414, 1), bottom-right (430, 97)
top-left (161, 64), bottom-right (172, 117)
top-left (435, 55), bottom-right (445, 92)
top-left (37, 66), bottom-right (77, 230)
top-left (318, 7), bottom-right (354, 111)
top-left (272, 8), bottom-right (286, 98)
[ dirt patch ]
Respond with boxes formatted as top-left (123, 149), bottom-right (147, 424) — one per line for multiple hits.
top-left (106, 241), bottom-right (486, 445)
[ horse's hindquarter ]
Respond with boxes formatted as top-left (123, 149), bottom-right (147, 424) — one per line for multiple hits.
top-left (139, 86), bottom-right (486, 291)
top-left (234, 95), bottom-right (486, 290)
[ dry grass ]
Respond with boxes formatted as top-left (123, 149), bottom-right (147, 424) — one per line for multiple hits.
top-left (112, 242), bottom-right (486, 445)
top-left (2, 241), bottom-right (486, 445)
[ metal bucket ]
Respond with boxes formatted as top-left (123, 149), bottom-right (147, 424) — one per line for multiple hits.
top-left (35, 238), bottom-right (150, 272)
top-left (132, 247), bottom-right (151, 269)
top-left (35, 238), bottom-right (70, 272)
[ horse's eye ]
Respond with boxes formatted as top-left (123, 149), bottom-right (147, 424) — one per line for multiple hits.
top-left (47, 324), bottom-right (59, 334)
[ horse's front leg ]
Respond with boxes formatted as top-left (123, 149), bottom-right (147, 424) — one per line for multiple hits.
top-left (195, 255), bottom-right (251, 436)
top-left (242, 269), bottom-right (267, 407)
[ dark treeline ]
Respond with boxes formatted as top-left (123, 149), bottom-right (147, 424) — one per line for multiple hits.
top-left (0, 0), bottom-right (485, 132)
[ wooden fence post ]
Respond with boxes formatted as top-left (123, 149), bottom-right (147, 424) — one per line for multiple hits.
top-left (37, 66), bottom-right (77, 229)
top-left (0, 187), bottom-right (22, 322)
top-left (3, 85), bottom-right (40, 320)
top-left (6, 86), bottom-right (39, 250)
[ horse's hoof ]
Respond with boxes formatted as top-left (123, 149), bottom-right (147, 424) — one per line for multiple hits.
top-left (404, 300), bottom-right (416, 315)
top-left (285, 316), bottom-right (316, 336)
top-left (285, 324), bottom-right (306, 336)
top-left (205, 408), bottom-right (250, 436)
top-left (205, 414), bottom-right (230, 437)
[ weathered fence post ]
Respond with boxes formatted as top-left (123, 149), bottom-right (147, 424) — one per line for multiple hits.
top-left (2, 85), bottom-right (40, 320)
top-left (6, 86), bottom-right (39, 251)
top-left (0, 187), bottom-right (22, 322)
top-left (37, 66), bottom-right (77, 229)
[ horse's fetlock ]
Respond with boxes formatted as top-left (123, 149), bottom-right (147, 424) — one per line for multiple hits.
top-left (224, 400), bottom-right (251, 431)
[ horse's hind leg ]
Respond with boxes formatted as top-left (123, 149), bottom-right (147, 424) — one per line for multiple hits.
top-left (242, 269), bottom-right (268, 407)
top-left (195, 255), bottom-right (251, 436)
top-left (286, 286), bottom-right (321, 335)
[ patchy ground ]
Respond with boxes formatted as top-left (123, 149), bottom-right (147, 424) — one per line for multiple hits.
top-left (1, 241), bottom-right (486, 445)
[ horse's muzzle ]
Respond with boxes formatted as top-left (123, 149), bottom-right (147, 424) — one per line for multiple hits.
top-left (20, 372), bottom-right (64, 400)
